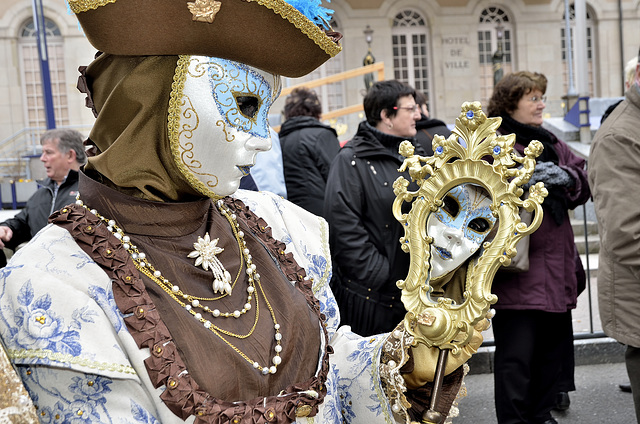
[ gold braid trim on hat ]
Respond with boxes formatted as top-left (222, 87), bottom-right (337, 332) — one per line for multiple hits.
top-left (248, 0), bottom-right (342, 58)
top-left (68, 0), bottom-right (342, 58)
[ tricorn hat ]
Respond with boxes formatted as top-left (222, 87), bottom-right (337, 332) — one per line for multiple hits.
top-left (68, 0), bottom-right (342, 77)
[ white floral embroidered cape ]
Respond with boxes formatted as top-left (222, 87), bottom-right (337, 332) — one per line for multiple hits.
top-left (0, 190), bottom-right (404, 423)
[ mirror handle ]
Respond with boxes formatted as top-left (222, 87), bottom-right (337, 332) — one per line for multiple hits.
top-left (421, 347), bottom-right (449, 424)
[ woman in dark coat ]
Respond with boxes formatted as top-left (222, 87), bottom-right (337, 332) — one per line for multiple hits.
top-left (323, 80), bottom-right (423, 337)
top-left (279, 88), bottom-right (340, 216)
top-left (414, 91), bottom-right (452, 156)
top-left (487, 71), bottom-right (591, 424)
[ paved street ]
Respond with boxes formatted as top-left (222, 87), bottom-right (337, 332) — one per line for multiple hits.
top-left (456, 268), bottom-right (638, 423)
top-left (457, 361), bottom-right (635, 423)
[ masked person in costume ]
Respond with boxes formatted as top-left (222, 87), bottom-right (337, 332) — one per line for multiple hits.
top-left (0, 1), bottom-right (487, 423)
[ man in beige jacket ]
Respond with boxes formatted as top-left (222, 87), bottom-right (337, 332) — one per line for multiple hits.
top-left (589, 47), bottom-right (640, 423)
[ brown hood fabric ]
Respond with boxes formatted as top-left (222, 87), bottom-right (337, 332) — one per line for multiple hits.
top-left (81, 54), bottom-right (202, 202)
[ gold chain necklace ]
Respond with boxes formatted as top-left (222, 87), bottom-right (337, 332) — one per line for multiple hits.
top-left (76, 197), bottom-right (284, 375)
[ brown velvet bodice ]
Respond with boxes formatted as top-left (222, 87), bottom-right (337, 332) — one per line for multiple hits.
top-left (51, 173), bottom-right (329, 422)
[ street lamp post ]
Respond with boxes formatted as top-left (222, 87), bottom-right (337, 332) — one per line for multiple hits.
top-left (492, 23), bottom-right (504, 86)
top-left (363, 25), bottom-right (375, 90)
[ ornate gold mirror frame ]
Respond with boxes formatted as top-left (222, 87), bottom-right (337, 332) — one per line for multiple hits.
top-left (392, 102), bottom-right (548, 355)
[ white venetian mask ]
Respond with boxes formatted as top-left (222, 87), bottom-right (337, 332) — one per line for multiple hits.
top-left (427, 184), bottom-right (496, 280)
top-left (170, 55), bottom-right (281, 198)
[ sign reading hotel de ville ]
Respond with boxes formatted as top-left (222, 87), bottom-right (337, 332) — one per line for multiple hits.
top-left (441, 35), bottom-right (471, 72)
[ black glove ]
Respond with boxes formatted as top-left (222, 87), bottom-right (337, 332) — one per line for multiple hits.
top-left (524, 161), bottom-right (574, 190)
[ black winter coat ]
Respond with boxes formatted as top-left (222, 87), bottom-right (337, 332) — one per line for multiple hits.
top-left (414, 114), bottom-right (452, 156)
top-left (279, 116), bottom-right (340, 216)
top-left (1, 170), bottom-right (79, 250)
top-left (323, 122), bottom-right (421, 336)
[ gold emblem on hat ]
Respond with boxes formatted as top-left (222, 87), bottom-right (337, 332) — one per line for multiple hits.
top-left (187, 0), bottom-right (222, 24)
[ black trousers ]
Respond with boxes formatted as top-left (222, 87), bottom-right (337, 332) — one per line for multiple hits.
top-left (493, 309), bottom-right (574, 424)
top-left (626, 345), bottom-right (640, 423)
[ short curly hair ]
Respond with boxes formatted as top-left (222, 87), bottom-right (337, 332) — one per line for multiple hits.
top-left (283, 87), bottom-right (322, 120)
top-left (486, 71), bottom-right (547, 118)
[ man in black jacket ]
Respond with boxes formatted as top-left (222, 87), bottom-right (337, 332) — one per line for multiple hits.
top-left (0, 129), bottom-right (86, 262)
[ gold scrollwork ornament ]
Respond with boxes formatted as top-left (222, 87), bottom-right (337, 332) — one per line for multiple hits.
top-left (392, 101), bottom-right (548, 355)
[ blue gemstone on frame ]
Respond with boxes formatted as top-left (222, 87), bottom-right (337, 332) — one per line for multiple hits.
top-left (436, 146), bottom-right (444, 155)
top-left (466, 110), bottom-right (474, 119)
top-left (493, 146), bottom-right (501, 155)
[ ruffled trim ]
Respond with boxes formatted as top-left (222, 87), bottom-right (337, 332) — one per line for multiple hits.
top-left (380, 323), bottom-right (465, 423)
top-left (50, 198), bottom-right (330, 424)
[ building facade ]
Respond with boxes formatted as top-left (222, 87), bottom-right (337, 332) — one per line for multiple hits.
top-left (0, 0), bottom-right (639, 173)
top-left (285, 0), bottom-right (639, 137)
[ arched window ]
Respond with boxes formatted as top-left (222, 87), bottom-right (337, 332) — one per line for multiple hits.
top-left (392, 10), bottom-right (431, 110)
top-left (561, 4), bottom-right (596, 95)
top-left (477, 7), bottom-right (513, 106)
top-left (18, 17), bottom-right (69, 129)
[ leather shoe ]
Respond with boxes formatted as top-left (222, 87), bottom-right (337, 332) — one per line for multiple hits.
top-left (540, 419), bottom-right (558, 424)
top-left (619, 383), bottom-right (632, 393)
top-left (553, 391), bottom-right (570, 411)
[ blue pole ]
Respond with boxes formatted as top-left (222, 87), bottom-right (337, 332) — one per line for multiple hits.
top-left (10, 182), bottom-right (17, 210)
top-left (32, 0), bottom-right (56, 129)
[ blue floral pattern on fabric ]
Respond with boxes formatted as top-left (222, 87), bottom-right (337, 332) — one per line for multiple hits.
top-left (19, 367), bottom-right (160, 424)
top-left (21, 370), bottom-right (112, 423)
top-left (129, 399), bottom-right (161, 424)
top-left (88, 285), bottom-right (124, 333)
top-left (2, 280), bottom-right (84, 356)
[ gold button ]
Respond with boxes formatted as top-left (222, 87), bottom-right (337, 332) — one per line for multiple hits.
top-left (153, 344), bottom-right (163, 357)
top-left (264, 408), bottom-right (277, 421)
top-left (295, 404), bottom-right (312, 417)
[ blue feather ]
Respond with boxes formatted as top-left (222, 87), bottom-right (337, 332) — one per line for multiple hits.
top-left (282, 0), bottom-right (334, 29)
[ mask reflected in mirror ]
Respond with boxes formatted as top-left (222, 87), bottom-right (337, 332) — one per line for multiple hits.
top-left (427, 184), bottom-right (496, 289)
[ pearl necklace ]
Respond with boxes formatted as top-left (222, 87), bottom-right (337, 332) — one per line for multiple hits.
top-left (76, 197), bottom-right (284, 375)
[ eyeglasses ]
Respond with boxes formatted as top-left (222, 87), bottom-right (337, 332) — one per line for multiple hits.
top-left (528, 95), bottom-right (547, 103)
top-left (393, 104), bottom-right (419, 112)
